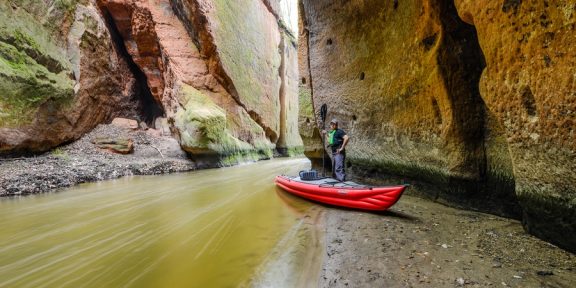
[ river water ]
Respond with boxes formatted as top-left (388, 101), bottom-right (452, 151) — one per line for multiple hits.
top-left (0, 158), bottom-right (322, 287)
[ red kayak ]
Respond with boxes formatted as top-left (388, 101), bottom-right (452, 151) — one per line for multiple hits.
top-left (274, 175), bottom-right (407, 211)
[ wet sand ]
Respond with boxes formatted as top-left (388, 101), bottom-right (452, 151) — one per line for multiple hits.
top-left (319, 194), bottom-right (576, 288)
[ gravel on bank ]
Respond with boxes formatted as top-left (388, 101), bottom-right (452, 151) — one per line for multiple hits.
top-left (0, 124), bottom-right (196, 196)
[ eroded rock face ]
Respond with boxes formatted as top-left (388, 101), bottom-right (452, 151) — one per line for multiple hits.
top-left (455, 0), bottom-right (576, 252)
top-left (1, 0), bottom-right (302, 163)
top-left (298, 0), bottom-right (323, 161)
top-left (300, 0), bottom-right (519, 215)
top-left (0, 0), bottom-right (137, 153)
top-left (97, 0), bottom-right (164, 104)
top-left (96, 0), bottom-right (302, 164)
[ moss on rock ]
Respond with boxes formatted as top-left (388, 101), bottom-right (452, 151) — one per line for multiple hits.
top-left (211, 0), bottom-right (281, 127)
top-left (298, 87), bottom-right (313, 119)
top-left (0, 1), bottom-right (75, 127)
top-left (0, 42), bottom-right (73, 126)
top-left (518, 185), bottom-right (576, 252)
top-left (174, 84), bottom-right (273, 165)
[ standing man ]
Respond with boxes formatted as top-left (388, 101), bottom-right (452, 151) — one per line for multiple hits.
top-left (323, 119), bottom-right (350, 182)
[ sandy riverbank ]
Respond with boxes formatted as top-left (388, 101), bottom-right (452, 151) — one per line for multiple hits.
top-left (319, 194), bottom-right (576, 287)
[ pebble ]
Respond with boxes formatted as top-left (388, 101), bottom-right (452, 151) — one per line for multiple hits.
top-left (456, 277), bottom-right (465, 285)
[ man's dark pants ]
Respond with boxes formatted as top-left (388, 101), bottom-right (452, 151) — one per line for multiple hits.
top-left (332, 151), bottom-right (346, 182)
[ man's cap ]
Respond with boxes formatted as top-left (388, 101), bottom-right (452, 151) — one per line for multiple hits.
top-left (330, 119), bottom-right (338, 124)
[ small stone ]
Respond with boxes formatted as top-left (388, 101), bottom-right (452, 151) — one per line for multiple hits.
top-left (146, 128), bottom-right (162, 137)
top-left (92, 138), bottom-right (134, 154)
top-left (441, 244), bottom-right (448, 248)
top-left (536, 270), bottom-right (554, 276)
top-left (456, 277), bottom-right (465, 285)
top-left (111, 118), bottom-right (139, 129)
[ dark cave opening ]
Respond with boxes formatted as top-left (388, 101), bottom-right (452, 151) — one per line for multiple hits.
top-left (99, 8), bottom-right (164, 126)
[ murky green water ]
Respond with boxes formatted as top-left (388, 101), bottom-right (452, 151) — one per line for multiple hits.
top-left (0, 158), bottom-right (318, 287)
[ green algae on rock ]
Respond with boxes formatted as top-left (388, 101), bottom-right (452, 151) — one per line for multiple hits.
top-left (174, 84), bottom-right (274, 165)
top-left (0, 2), bottom-right (74, 127)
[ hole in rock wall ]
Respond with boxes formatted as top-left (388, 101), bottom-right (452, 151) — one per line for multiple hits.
top-left (99, 8), bottom-right (164, 126)
top-left (352, 115), bottom-right (357, 121)
top-left (502, 0), bottom-right (522, 14)
top-left (302, 77), bottom-right (307, 84)
top-left (432, 97), bottom-right (442, 124)
top-left (422, 33), bottom-right (437, 51)
top-left (326, 38), bottom-right (332, 45)
top-left (520, 86), bottom-right (537, 116)
top-left (359, 72), bottom-right (365, 80)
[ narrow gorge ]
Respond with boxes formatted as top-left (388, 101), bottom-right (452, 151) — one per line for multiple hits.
top-left (1, 0), bottom-right (574, 269)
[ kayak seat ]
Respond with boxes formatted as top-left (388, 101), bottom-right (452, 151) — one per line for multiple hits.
top-left (299, 169), bottom-right (321, 181)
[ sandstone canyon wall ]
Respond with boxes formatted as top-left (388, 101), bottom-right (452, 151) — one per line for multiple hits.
top-left (0, 0), bottom-right (302, 165)
top-left (300, 0), bottom-right (517, 213)
top-left (299, 0), bottom-right (576, 251)
top-left (0, 0), bottom-right (139, 153)
top-left (300, 0), bottom-right (575, 252)
top-left (455, 0), bottom-right (576, 253)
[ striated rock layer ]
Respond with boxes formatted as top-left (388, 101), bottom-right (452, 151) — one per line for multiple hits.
top-left (300, 0), bottom-right (575, 252)
top-left (1, 0), bottom-right (303, 165)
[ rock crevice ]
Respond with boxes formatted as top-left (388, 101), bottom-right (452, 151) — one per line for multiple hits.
top-left (97, 4), bottom-right (164, 125)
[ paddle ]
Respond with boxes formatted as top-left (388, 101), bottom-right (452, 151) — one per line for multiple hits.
top-left (319, 104), bottom-right (327, 177)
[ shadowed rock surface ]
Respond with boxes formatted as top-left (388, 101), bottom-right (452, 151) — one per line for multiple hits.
top-left (455, 0), bottom-right (576, 254)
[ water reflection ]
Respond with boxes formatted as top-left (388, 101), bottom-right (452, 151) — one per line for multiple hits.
top-left (0, 158), bottom-right (317, 287)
